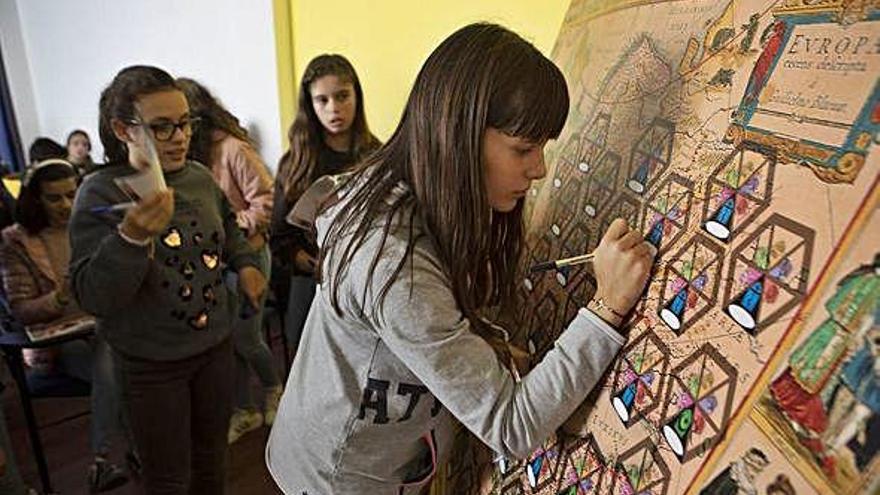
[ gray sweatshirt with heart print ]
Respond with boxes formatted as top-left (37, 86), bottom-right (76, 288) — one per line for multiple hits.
top-left (69, 161), bottom-right (260, 360)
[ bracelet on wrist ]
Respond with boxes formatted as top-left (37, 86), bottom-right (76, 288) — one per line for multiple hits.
top-left (593, 297), bottom-right (627, 319)
top-left (117, 224), bottom-right (152, 247)
top-left (589, 297), bottom-right (627, 326)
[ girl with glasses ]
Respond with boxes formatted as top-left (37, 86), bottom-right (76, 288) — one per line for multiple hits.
top-left (69, 65), bottom-right (267, 494)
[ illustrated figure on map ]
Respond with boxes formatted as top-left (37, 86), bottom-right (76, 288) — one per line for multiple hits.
top-left (822, 259), bottom-right (880, 472)
top-left (769, 254), bottom-right (879, 474)
top-left (744, 20), bottom-right (786, 102)
top-left (700, 448), bottom-right (769, 495)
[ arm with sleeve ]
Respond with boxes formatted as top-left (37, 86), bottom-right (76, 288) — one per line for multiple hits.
top-left (270, 182), bottom-right (315, 270)
top-left (361, 243), bottom-right (624, 459)
top-left (219, 186), bottom-right (262, 273)
top-left (68, 176), bottom-right (152, 317)
top-left (228, 140), bottom-right (274, 237)
top-left (0, 247), bottom-right (63, 325)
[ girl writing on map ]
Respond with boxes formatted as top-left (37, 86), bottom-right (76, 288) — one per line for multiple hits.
top-left (266, 23), bottom-right (656, 494)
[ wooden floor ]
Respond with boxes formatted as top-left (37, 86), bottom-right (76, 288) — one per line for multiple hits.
top-left (3, 328), bottom-right (290, 495)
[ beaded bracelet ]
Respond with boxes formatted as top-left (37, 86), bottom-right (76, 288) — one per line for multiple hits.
top-left (591, 297), bottom-right (628, 321)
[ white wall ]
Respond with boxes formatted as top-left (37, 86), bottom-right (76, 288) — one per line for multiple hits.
top-left (9, 0), bottom-right (283, 170)
top-left (0, 0), bottom-right (39, 155)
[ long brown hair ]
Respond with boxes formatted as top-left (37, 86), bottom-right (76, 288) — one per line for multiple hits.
top-left (176, 77), bottom-right (251, 167)
top-left (277, 54), bottom-right (377, 206)
top-left (321, 23), bottom-right (569, 324)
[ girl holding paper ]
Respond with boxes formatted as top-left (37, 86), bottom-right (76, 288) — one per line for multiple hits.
top-left (69, 65), bottom-right (267, 494)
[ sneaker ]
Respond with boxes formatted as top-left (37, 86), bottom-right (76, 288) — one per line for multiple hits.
top-left (88, 458), bottom-right (129, 493)
top-left (228, 408), bottom-right (264, 444)
top-left (264, 385), bottom-right (283, 426)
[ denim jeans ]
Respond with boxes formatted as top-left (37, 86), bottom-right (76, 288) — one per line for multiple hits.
top-left (230, 247), bottom-right (280, 410)
top-left (37, 333), bottom-right (121, 455)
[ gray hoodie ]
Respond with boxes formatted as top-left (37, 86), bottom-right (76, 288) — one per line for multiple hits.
top-left (266, 179), bottom-right (623, 494)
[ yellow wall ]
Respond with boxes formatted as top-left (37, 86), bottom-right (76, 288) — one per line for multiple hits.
top-left (275, 0), bottom-right (570, 142)
top-left (272, 0), bottom-right (296, 143)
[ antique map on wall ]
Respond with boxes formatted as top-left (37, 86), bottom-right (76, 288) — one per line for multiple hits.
top-left (483, 1), bottom-right (879, 494)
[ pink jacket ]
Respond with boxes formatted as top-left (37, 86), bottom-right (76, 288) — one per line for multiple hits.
top-left (1, 224), bottom-right (70, 369)
top-left (208, 131), bottom-right (274, 238)
top-left (1, 224), bottom-right (65, 325)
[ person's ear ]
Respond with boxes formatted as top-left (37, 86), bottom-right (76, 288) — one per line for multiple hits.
top-left (111, 119), bottom-right (136, 144)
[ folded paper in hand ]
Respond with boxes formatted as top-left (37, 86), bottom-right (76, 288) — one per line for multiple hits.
top-left (114, 132), bottom-right (167, 201)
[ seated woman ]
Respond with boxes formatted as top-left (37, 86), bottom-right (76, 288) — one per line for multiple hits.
top-left (0, 158), bottom-right (130, 493)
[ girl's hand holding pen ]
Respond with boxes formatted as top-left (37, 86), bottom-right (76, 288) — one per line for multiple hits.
top-left (590, 218), bottom-right (657, 326)
top-left (119, 189), bottom-right (175, 243)
top-left (90, 202), bottom-right (137, 214)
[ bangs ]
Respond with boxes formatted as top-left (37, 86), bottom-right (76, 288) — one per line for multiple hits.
top-left (487, 52), bottom-right (569, 142)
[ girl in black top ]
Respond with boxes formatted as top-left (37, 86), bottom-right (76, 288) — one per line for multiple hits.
top-left (271, 54), bottom-right (380, 352)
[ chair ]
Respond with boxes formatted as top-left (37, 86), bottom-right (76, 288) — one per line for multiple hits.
top-left (0, 297), bottom-right (91, 494)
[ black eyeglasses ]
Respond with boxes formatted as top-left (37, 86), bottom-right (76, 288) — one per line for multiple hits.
top-left (126, 117), bottom-right (201, 142)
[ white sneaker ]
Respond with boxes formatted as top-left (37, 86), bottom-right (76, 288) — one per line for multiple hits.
top-left (264, 386), bottom-right (283, 426)
top-left (228, 408), bottom-right (263, 444)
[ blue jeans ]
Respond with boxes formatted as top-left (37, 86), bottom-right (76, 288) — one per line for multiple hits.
top-left (38, 334), bottom-right (122, 455)
top-left (230, 247), bottom-right (280, 410)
